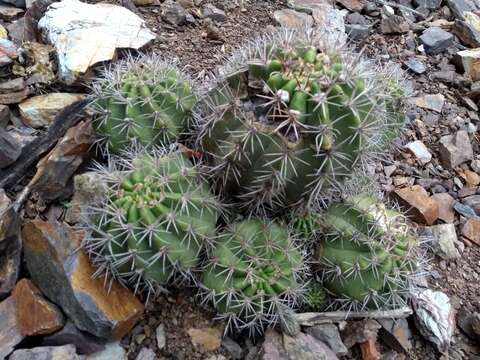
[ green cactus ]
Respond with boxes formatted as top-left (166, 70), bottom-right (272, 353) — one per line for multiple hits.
top-left (81, 149), bottom-right (221, 295)
top-left (199, 218), bottom-right (306, 335)
top-left (304, 281), bottom-right (327, 311)
top-left (90, 54), bottom-right (197, 155)
top-left (196, 28), bottom-right (406, 212)
top-left (317, 193), bottom-right (419, 311)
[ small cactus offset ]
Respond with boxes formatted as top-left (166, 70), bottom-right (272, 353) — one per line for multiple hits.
top-left (196, 28), bottom-right (406, 212)
top-left (199, 218), bottom-right (307, 336)
top-left (80, 148), bottom-right (221, 296)
top-left (90, 54), bottom-right (197, 155)
top-left (317, 193), bottom-right (421, 311)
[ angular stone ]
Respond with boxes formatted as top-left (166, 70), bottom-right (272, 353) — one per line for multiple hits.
top-left (283, 332), bottom-right (338, 360)
top-left (85, 341), bottom-right (125, 359)
top-left (0, 38), bottom-right (18, 66)
top-left (380, 15), bottom-right (409, 34)
top-left (312, 6), bottom-right (347, 44)
top-left (454, 14), bottom-right (480, 47)
top-left (188, 327), bottom-right (222, 351)
top-left (439, 130), bottom-right (474, 169)
top-left (446, 0), bottom-right (480, 20)
top-left (413, 94), bottom-right (445, 112)
top-left (337, 0), bottom-right (365, 12)
top-left (378, 318), bottom-right (412, 354)
top-left (419, 27), bottom-right (454, 54)
top-left (391, 185), bottom-right (439, 225)
top-left (203, 4), bottom-right (226, 22)
top-left (404, 58), bottom-right (427, 74)
top-left (0, 104), bottom-right (10, 128)
top-left (463, 195), bottom-right (480, 213)
top-left (22, 220), bottom-right (144, 338)
top-left (19, 93), bottom-right (85, 128)
top-left (274, 9), bottom-right (313, 28)
top-left (429, 224), bottom-right (460, 259)
top-left (12, 279), bottom-right (65, 336)
top-left (0, 127), bottom-right (21, 169)
top-left (161, 0), bottom-right (186, 25)
top-left (359, 338), bottom-right (381, 360)
top-left (461, 169), bottom-right (480, 187)
top-left (414, 0), bottom-right (442, 9)
top-left (431, 193), bottom-right (456, 223)
top-left (0, 296), bottom-right (24, 359)
top-left (0, 78), bottom-right (25, 94)
top-left (306, 324), bottom-right (347, 356)
top-left (260, 329), bottom-right (289, 360)
top-left (135, 348), bottom-right (156, 360)
top-left (461, 218), bottom-right (480, 245)
top-left (0, 5), bottom-right (23, 21)
top-left (9, 345), bottom-right (83, 360)
top-left (156, 323), bottom-right (166, 350)
top-left (345, 24), bottom-right (371, 40)
top-left (0, 89), bottom-right (29, 105)
top-left (287, 0), bottom-right (331, 13)
top-left (405, 140), bottom-right (432, 165)
top-left (42, 321), bottom-right (105, 355)
top-left (222, 337), bottom-right (243, 359)
top-left (346, 12), bottom-right (369, 25)
top-left (456, 48), bottom-right (480, 81)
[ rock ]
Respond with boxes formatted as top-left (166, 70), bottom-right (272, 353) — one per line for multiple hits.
top-left (0, 127), bottom-right (21, 169)
top-left (429, 224), bottom-right (460, 259)
top-left (413, 94), bottom-right (445, 112)
top-left (359, 338), bottom-right (381, 360)
top-left (283, 332), bottom-right (339, 360)
top-left (222, 337), bottom-right (243, 360)
top-left (446, 0), bottom-right (480, 20)
top-left (0, 89), bottom-right (28, 104)
top-left (287, 0), bottom-right (331, 13)
top-left (472, 159), bottom-right (480, 173)
top-left (27, 121), bottom-right (93, 202)
top-left (0, 104), bottom-right (10, 127)
top-left (378, 318), bottom-right (412, 354)
top-left (0, 24), bottom-right (6, 40)
top-left (12, 279), bottom-right (65, 336)
top-left (419, 27), bottom-right (454, 54)
top-left (345, 24), bottom-right (371, 40)
top-left (405, 140), bottom-right (432, 165)
top-left (461, 218), bottom-right (480, 245)
top-left (22, 220), bottom-right (144, 338)
top-left (38, 0), bottom-right (155, 84)
top-left (188, 327), bottom-right (222, 351)
top-left (0, 296), bottom-right (24, 359)
top-left (0, 38), bottom-right (19, 67)
top-left (461, 169), bottom-right (480, 187)
top-left (135, 348), bottom-right (156, 360)
top-left (85, 342), bottom-right (125, 359)
top-left (431, 70), bottom-right (457, 84)
top-left (455, 200), bottom-right (480, 218)
top-left (380, 15), bottom-right (409, 34)
top-left (203, 4), bottom-right (226, 22)
top-left (311, 6), bottom-right (347, 44)
top-left (274, 9), bottom-right (313, 28)
top-left (453, 13), bottom-right (480, 47)
top-left (306, 324), bottom-right (347, 356)
top-left (346, 12), bottom-right (369, 25)
top-left (457, 308), bottom-right (480, 340)
top-left (156, 323), bottom-right (166, 350)
top-left (9, 345), bottom-right (83, 360)
top-left (0, 78), bottom-right (25, 94)
top-left (391, 185), bottom-right (439, 225)
top-left (19, 93), bottom-right (85, 128)
top-left (439, 130), bottom-right (474, 169)
top-left (42, 321), bottom-right (105, 355)
top-left (0, 4), bottom-right (23, 21)
top-left (337, 0), bottom-right (365, 12)
top-left (21, 42), bottom-right (57, 86)
top-left (414, 0), bottom-right (442, 9)
top-left (260, 329), bottom-right (289, 360)
top-left (161, 0), bottom-right (187, 25)
top-left (404, 58), bottom-right (427, 74)
top-left (431, 193), bottom-right (456, 223)
top-left (456, 48), bottom-right (480, 81)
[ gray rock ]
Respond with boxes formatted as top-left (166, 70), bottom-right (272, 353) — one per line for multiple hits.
top-left (274, 9), bottom-right (313, 28)
top-left (203, 4), bottom-right (226, 22)
top-left (283, 332), bottom-right (338, 360)
top-left (345, 24), bottom-right (371, 40)
top-left (380, 15), bottom-right (409, 34)
top-left (42, 321), bottom-right (106, 355)
top-left (0, 4), bottom-right (23, 21)
top-left (312, 6), bottom-right (346, 44)
top-left (471, 159), bottom-right (480, 173)
top-left (414, 0), bottom-right (442, 9)
top-left (0, 127), bottom-right (21, 169)
top-left (346, 12), bottom-right (369, 25)
top-left (9, 345), bottom-right (84, 360)
top-left (135, 348), bottom-right (156, 360)
top-left (1, 0), bottom-right (26, 8)
top-left (156, 323), bottom-right (166, 350)
top-left (404, 58), bottom-right (427, 74)
top-left (428, 224), bottom-right (460, 259)
top-left (439, 130), bottom-right (474, 169)
top-left (462, 195), bottom-right (480, 214)
top-left (222, 337), bottom-right (243, 359)
top-left (161, 0), bottom-right (187, 25)
top-left (431, 70), bottom-right (457, 83)
top-left (0, 78), bottom-right (24, 93)
top-left (86, 342), bottom-right (126, 360)
top-left (446, 0), bottom-right (480, 19)
top-left (413, 93), bottom-right (445, 112)
top-left (453, 16), bottom-right (480, 48)
top-left (306, 324), bottom-right (347, 356)
top-left (287, 0), bottom-right (331, 14)
top-left (378, 318), bottom-right (413, 354)
top-left (0, 296), bottom-right (23, 359)
top-left (454, 201), bottom-right (479, 218)
top-left (419, 27), bottom-right (454, 54)
top-left (0, 38), bottom-right (18, 67)
top-left (0, 104), bottom-right (9, 127)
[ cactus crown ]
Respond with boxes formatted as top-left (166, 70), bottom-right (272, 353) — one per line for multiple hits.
top-left (90, 54), bottom-right (197, 155)
top-left (199, 218), bottom-right (307, 336)
top-left (80, 148), bottom-right (221, 297)
top-left (317, 193), bottom-right (421, 311)
top-left (196, 28), bottom-right (406, 213)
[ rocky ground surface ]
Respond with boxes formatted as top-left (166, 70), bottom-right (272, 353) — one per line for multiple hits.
top-left (1, 0), bottom-right (480, 359)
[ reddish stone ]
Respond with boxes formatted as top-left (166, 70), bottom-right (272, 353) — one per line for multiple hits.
top-left (461, 219), bottom-right (480, 246)
top-left (391, 185), bottom-right (439, 225)
top-left (431, 193), bottom-right (456, 223)
top-left (12, 279), bottom-right (65, 336)
top-left (360, 338), bottom-right (381, 360)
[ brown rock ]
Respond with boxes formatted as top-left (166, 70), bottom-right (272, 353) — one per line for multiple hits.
top-left (391, 185), bottom-right (439, 225)
top-left (0, 78), bottom-right (24, 94)
top-left (0, 296), bottom-right (24, 359)
top-left (188, 327), bottom-right (222, 351)
top-left (431, 193), bottom-right (456, 223)
top-left (0, 89), bottom-right (29, 104)
top-left (461, 218), bottom-right (480, 246)
top-left (461, 169), bottom-right (480, 187)
top-left (274, 9), bottom-right (313, 28)
top-left (337, 0), bottom-right (365, 12)
top-left (0, 5), bottom-right (23, 20)
top-left (12, 279), bottom-right (65, 336)
top-left (359, 338), bottom-right (381, 360)
top-left (22, 220), bottom-right (144, 339)
top-left (0, 127), bottom-right (21, 168)
top-left (439, 130), bottom-right (474, 169)
top-left (456, 49), bottom-right (480, 81)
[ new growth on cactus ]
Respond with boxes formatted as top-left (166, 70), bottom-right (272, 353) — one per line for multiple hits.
top-left (80, 148), bottom-right (221, 297)
top-left (196, 28), bottom-right (407, 213)
top-left (199, 218), bottom-right (307, 336)
top-left (317, 193), bottom-right (422, 312)
top-left (90, 54), bottom-right (197, 155)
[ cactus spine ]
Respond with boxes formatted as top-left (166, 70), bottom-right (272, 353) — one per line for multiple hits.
top-left (81, 149), bottom-right (221, 295)
top-left (199, 218), bottom-right (307, 335)
top-left (196, 28), bottom-right (406, 212)
top-left (91, 54), bottom-right (196, 155)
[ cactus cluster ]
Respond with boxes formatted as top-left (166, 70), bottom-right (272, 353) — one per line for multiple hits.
top-left (199, 219), bottom-right (307, 335)
top-left (90, 55), bottom-right (196, 155)
top-left (196, 28), bottom-right (406, 213)
top-left (81, 149), bottom-right (221, 295)
top-left (316, 193), bottom-right (420, 311)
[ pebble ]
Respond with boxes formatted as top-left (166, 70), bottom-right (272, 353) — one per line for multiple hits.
top-left (380, 15), bottom-right (409, 34)
top-left (404, 58), bottom-right (427, 74)
top-left (156, 323), bottom-right (166, 350)
top-left (419, 27), bottom-right (454, 53)
top-left (221, 337), bottom-right (243, 360)
top-left (439, 130), bottom-right (474, 169)
top-left (405, 140), bottom-right (432, 165)
top-left (413, 94), bottom-right (445, 112)
top-left (428, 223), bottom-right (461, 259)
top-left (203, 4), bottom-right (226, 22)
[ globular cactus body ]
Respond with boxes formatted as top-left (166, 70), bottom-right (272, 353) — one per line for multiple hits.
top-left (81, 149), bottom-right (220, 295)
top-left (317, 194), bottom-right (419, 310)
top-left (91, 55), bottom-right (196, 155)
top-left (197, 28), bottom-right (406, 212)
top-left (199, 219), bottom-right (306, 335)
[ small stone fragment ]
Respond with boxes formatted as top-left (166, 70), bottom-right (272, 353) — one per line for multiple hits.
top-left (428, 224), bottom-right (460, 259)
top-left (414, 0), bottom-right (442, 9)
top-left (274, 9), bottom-right (313, 28)
top-left (221, 337), bottom-right (243, 360)
top-left (0, 78), bottom-right (24, 94)
top-left (446, 0), bottom-right (480, 20)
top-left (203, 4), bottom-right (226, 22)
top-left (161, 0), bottom-right (187, 25)
top-left (419, 27), bottom-right (454, 53)
top-left (431, 193), bottom-right (456, 223)
top-left (337, 0), bottom-right (365, 12)
top-left (391, 185), bottom-right (439, 225)
top-left (188, 327), bottom-right (222, 351)
top-left (306, 324), bottom-right (347, 356)
top-left (312, 6), bottom-right (347, 44)
top-left (456, 48), bottom-right (480, 81)
top-left (0, 39), bottom-right (19, 67)
top-left (453, 12), bottom-right (480, 47)
top-left (380, 15), bottom-right (409, 34)
top-left (12, 279), bottom-right (65, 336)
top-left (85, 341), bottom-right (125, 359)
top-left (287, 0), bottom-right (331, 13)
top-left (405, 140), bottom-right (432, 165)
top-left (19, 93), bottom-right (85, 128)
top-left (461, 218), bottom-right (480, 245)
top-left (0, 5), bottom-right (23, 21)
top-left (0, 296), bottom-right (24, 359)
top-left (359, 338), bottom-right (381, 360)
top-left (9, 345), bottom-right (82, 360)
top-left (413, 94), bottom-right (445, 112)
top-left (404, 58), bottom-right (427, 74)
top-left (378, 318), bottom-right (412, 354)
top-left (0, 127), bottom-right (21, 169)
top-left (283, 331), bottom-right (339, 359)
top-left (345, 24), bottom-right (371, 40)
top-left (0, 104), bottom-right (10, 127)
top-left (439, 130), bottom-right (474, 169)
top-left (135, 348), bottom-right (156, 360)
top-left (156, 323), bottom-right (166, 350)
top-left (0, 89), bottom-right (28, 105)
